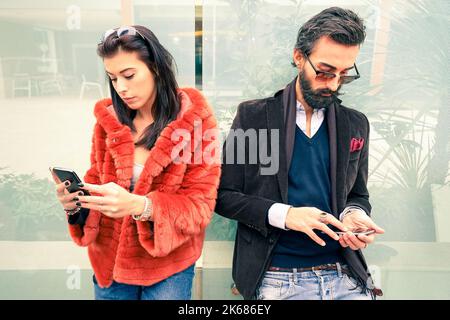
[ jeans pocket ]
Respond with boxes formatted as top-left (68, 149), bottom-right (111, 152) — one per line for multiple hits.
top-left (342, 273), bottom-right (360, 290)
top-left (257, 276), bottom-right (291, 300)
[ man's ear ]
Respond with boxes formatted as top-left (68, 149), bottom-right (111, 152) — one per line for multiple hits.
top-left (293, 49), bottom-right (303, 68)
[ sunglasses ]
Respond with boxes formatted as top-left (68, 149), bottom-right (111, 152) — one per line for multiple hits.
top-left (303, 52), bottom-right (360, 85)
top-left (99, 26), bottom-right (145, 44)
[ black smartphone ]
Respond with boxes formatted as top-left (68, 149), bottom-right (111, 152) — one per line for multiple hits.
top-left (50, 166), bottom-right (90, 195)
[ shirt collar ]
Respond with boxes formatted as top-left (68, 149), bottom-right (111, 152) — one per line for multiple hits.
top-left (296, 100), bottom-right (326, 114)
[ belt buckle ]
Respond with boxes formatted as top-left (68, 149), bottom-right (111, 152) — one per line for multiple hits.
top-left (313, 263), bottom-right (335, 272)
top-left (312, 264), bottom-right (325, 272)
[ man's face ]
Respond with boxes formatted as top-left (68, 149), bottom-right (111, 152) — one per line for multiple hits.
top-left (294, 36), bottom-right (360, 109)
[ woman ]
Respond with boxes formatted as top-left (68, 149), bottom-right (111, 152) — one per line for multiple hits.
top-left (51, 25), bottom-right (221, 300)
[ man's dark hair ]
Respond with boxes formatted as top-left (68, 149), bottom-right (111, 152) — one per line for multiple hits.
top-left (292, 7), bottom-right (366, 66)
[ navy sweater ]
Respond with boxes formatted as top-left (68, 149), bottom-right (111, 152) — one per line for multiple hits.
top-left (270, 121), bottom-right (344, 268)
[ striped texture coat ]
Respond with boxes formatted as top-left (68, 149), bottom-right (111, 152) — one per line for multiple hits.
top-left (68, 88), bottom-right (221, 288)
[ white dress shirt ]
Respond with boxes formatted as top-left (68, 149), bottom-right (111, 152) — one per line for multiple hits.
top-left (268, 101), bottom-right (366, 230)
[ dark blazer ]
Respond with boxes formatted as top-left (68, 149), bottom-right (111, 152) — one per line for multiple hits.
top-left (215, 84), bottom-right (373, 300)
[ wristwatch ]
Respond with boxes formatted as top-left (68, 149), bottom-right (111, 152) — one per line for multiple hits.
top-left (132, 197), bottom-right (152, 222)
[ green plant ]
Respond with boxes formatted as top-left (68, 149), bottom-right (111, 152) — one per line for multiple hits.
top-left (0, 167), bottom-right (67, 240)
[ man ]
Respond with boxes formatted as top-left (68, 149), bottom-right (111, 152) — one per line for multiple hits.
top-left (215, 7), bottom-right (385, 300)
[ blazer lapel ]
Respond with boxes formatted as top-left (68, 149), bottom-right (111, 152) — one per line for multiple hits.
top-left (333, 99), bottom-right (351, 216)
top-left (266, 93), bottom-right (288, 204)
top-left (284, 77), bottom-right (298, 170)
top-left (327, 102), bottom-right (338, 216)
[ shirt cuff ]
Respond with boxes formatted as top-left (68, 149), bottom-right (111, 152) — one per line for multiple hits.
top-left (268, 203), bottom-right (291, 230)
top-left (339, 206), bottom-right (367, 221)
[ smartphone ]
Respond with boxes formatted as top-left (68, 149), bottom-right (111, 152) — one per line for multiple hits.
top-left (335, 229), bottom-right (375, 236)
top-left (50, 167), bottom-right (90, 195)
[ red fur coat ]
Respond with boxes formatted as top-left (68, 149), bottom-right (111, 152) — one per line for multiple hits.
top-left (68, 88), bottom-right (221, 288)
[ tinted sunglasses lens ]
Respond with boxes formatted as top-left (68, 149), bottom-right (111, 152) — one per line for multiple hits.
top-left (118, 26), bottom-right (140, 38)
top-left (101, 28), bottom-right (116, 42)
top-left (340, 76), bottom-right (358, 84)
top-left (316, 72), bottom-right (335, 82)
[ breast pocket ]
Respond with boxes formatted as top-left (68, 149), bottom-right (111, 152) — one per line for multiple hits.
top-left (349, 150), bottom-right (361, 161)
top-left (346, 152), bottom-right (360, 190)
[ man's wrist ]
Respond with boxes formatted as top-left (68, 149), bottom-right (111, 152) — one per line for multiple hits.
top-left (268, 203), bottom-right (291, 230)
top-left (340, 206), bottom-right (366, 221)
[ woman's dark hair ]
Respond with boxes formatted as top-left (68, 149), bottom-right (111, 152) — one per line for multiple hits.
top-left (292, 7), bottom-right (366, 66)
top-left (97, 25), bottom-right (180, 149)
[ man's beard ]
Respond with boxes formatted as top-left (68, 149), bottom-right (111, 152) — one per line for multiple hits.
top-left (299, 70), bottom-right (342, 109)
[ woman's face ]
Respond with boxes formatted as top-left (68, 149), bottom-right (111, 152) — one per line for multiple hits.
top-left (103, 48), bottom-right (156, 112)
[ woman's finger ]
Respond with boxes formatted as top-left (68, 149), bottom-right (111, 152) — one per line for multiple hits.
top-left (50, 168), bottom-right (62, 184)
top-left (62, 190), bottom-right (85, 204)
top-left (78, 202), bottom-right (105, 212)
top-left (56, 180), bottom-right (71, 196)
top-left (80, 182), bottom-right (118, 197)
top-left (77, 195), bottom-right (113, 206)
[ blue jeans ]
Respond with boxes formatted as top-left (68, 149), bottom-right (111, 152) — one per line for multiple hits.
top-left (93, 264), bottom-right (195, 300)
top-left (256, 263), bottom-right (374, 300)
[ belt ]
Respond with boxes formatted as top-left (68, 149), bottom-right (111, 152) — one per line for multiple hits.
top-left (268, 263), bottom-right (350, 274)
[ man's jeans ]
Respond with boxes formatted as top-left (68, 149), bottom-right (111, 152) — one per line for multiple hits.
top-left (93, 264), bottom-right (195, 300)
top-left (257, 263), bottom-right (374, 300)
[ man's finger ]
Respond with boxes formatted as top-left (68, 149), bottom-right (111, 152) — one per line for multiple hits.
top-left (339, 237), bottom-right (349, 248)
top-left (368, 220), bottom-right (385, 234)
top-left (356, 234), bottom-right (375, 244)
top-left (342, 235), bottom-right (359, 250)
top-left (317, 223), bottom-right (340, 241)
top-left (326, 216), bottom-right (348, 232)
top-left (305, 229), bottom-right (326, 247)
top-left (345, 232), bottom-right (366, 249)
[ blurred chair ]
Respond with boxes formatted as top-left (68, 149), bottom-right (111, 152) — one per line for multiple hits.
top-left (79, 74), bottom-right (104, 99)
top-left (39, 74), bottom-right (63, 96)
top-left (12, 73), bottom-right (31, 98)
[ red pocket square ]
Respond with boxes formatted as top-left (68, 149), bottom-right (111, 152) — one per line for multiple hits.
top-left (350, 138), bottom-right (364, 152)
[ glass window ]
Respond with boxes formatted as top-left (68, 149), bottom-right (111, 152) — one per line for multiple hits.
top-left (0, 0), bottom-right (448, 300)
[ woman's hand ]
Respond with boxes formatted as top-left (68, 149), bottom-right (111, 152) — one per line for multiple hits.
top-left (50, 170), bottom-right (85, 213)
top-left (76, 182), bottom-right (146, 219)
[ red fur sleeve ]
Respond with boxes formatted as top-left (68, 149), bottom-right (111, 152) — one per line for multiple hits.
top-left (67, 123), bottom-right (102, 246)
top-left (136, 115), bottom-right (221, 257)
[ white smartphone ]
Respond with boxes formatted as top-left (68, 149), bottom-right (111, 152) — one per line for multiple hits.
top-left (335, 229), bottom-right (375, 236)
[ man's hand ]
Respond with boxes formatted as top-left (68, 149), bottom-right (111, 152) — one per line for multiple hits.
top-left (285, 207), bottom-right (348, 246)
top-left (339, 210), bottom-right (385, 250)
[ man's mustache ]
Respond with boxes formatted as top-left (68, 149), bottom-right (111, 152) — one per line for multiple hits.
top-left (315, 86), bottom-right (343, 97)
